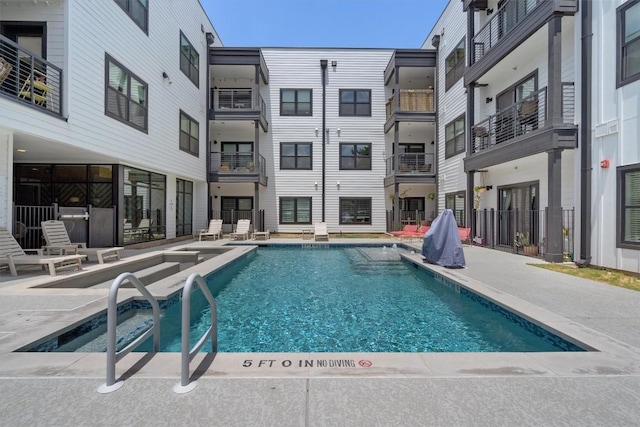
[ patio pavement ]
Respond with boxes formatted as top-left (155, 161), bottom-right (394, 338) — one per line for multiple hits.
top-left (0, 238), bottom-right (639, 426)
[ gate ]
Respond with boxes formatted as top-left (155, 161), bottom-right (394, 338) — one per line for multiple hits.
top-left (14, 204), bottom-right (116, 249)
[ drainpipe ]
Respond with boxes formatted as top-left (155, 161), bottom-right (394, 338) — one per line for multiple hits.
top-left (320, 59), bottom-right (327, 222)
top-left (578, 0), bottom-right (592, 266)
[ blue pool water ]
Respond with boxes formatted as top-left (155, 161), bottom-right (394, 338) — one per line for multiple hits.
top-left (136, 246), bottom-right (581, 353)
top-left (38, 245), bottom-right (584, 353)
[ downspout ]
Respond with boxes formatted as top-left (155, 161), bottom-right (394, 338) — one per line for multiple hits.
top-left (578, 0), bottom-right (592, 266)
top-left (466, 6), bottom-right (476, 231)
top-left (205, 37), bottom-right (212, 223)
top-left (320, 59), bottom-right (327, 222)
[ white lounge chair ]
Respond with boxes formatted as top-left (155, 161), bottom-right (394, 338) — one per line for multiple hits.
top-left (0, 227), bottom-right (85, 277)
top-left (229, 219), bottom-right (251, 241)
top-left (314, 222), bottom-right (329, 241)
top-left (41, 220), bottom-right (124, 264)
top-left (199, 219), bottom-right (223, 241)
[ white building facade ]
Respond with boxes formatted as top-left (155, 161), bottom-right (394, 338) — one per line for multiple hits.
top-left (0, 0), bottom-right (220, 247)
top-left (208, 48), bottom-right (437, 234)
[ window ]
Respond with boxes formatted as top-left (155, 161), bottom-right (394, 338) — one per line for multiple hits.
top-left (618, 0), bottom-right (640, 86)
top-left (221, 197), bottom-right (253, 225)
top-left (176, 179), bottom-right (193, 237)
top-left (445, 191), bottom-right (466, 227)
top-left (618, 164), bottom-right (640, 248)
top-left (339, 89), bottom-right (371, 116)
top-left (114, 0), bottom-right (148, 33)
top-left (340, 143), bottom-right (371, 170)
top-left (179, 111), bottom-right (199, 156)
top-left (280, 197), bottom-right (312, 224)
top-left (445, 38), bottom-right (465, 90)
top-left (340, 198), bottom-right (371, 224)
top-left (14, 164), bottom-right (113, 207)
top-left (280, 143), bottom-right (312, 170)
top-left (280, 89), bottom-right (312, 116)
top-left (180, 32), bottom-right (199, 87)
top-left (445, 114), bottom-right (465, 158)
top-left (105, 54), bottom-right (148, 132)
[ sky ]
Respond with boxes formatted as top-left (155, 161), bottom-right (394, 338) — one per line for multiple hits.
top-left (200, 0), bottom-right (451, 49)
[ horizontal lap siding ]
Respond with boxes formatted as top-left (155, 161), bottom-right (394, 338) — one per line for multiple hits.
top-left (67, 1), bottom-right (213, 182)
top-left (262, 49), bottom-right (393, 232)
top-left (433, 1), bottom-right (467, 204)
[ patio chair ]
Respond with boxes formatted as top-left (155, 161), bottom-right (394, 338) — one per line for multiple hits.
top-left (386, 224), bottom-right (418, 240)
top-left (229, 219), bottom-right (251, 241)
top-left (199, 219), bottom-right (223, 241)
top-left (41, 220), bottom-right (124, 264)
top-left (0, 227), bottom-right (85, 277)
top-left (314, 222), bottom-right (329, 241)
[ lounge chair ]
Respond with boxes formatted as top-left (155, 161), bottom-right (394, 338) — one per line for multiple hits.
top-left (387, 224), bottom-right (418, 240)
top-left (0, 227), bottom-right (85, 277)
top-left (314, 222), bottom-right (329, 241)
top-left (229, 219), bottom-right (251, 241)
top-left (41, 220), bottom-right (124, 264)
top-left (199, 219), bottom-right (223, 241)
top-left (408, 225), bottom-right (431, 241)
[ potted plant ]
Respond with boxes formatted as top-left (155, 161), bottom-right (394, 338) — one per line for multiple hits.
top-left (515, 231), bottom-right (538, 256)
top-left (427, 192), bottom-right (436, 200)
top-left (473, 185), bottom-right (486, 210)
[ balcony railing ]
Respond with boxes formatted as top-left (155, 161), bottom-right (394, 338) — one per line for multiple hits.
top-left (210, 151), bottom-right (266, 176)
top-left (385, 153), bottom-right (435, 176)
top-left (471, 0), bottom-right (546, 65)
top-left (471, 84), bottom-right (574, 153)
top-left (0, 34), bottom-right (63, 116)
top-left (211, 88), bottom-right (265, 112)
top-left (386, 88), bottom-right (434, 119)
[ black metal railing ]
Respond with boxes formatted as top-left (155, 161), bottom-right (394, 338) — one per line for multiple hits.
top-left (211, 88), bottom-right (265, 112)
top-left (472, 207), bottom-right (574, 259)
top-left (471, 0), bottom-right (546, 65)
top-left (385, 153), bottom-right (435, 176)
top-left (0, 34), bottom-right (63, 116)
top-left (210, 151), bottom-right (266, 175)
top-left (472, 83), bottom-right (575, 154)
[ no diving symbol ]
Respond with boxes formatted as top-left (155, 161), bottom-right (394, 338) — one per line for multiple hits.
top-left (358, 359), bottom-right (373, 368)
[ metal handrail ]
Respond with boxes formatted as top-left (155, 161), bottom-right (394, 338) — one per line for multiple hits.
top-left (173, 273), bottom-right (217, 394)
top-left (97, 272), bottom-right (160, 394)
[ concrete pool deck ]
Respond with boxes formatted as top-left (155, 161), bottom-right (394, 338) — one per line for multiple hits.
top-left (0, 238), bottom-right (639, 426)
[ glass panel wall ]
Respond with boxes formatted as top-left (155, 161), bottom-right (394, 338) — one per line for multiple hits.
top-left (123, 166), bottom-right (166, 244)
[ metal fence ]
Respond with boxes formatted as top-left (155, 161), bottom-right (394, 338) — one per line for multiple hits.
top-left (473, 207), bottom-right (574, 259)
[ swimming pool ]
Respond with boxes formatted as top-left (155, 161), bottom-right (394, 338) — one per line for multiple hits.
top-left (41, 245), bottom-right (584, 353)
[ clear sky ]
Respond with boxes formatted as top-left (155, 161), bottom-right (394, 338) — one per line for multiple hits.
top-left (200, 0), bottom-right (450, 49)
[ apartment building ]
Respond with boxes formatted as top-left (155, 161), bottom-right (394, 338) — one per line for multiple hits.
top-left (207, 48), bottom-right (437, 234)
top-left (0, 0), bottom-right (220, 247)
top-left (428, 0), bottom-right (640, 273)
top-left (429, 0), bottom-right (579, 263)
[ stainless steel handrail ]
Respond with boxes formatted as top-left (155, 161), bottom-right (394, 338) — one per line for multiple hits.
top-left (173, 273), bottom-right (217, 394)
top-left (97, 272), bottom-right (160, 394)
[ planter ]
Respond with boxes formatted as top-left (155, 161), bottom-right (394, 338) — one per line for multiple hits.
top-left (523, 245), bottom-right (538, 256)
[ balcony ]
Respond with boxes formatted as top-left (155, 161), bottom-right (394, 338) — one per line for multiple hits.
top-left (210, 88), bottom-right (268, 131)
top-left (386, 88), bottom-right (434, 119)
top-left (0, 34), bottom-right (63, 117)
top-left (466, 0), bottom-right (578, 83)
top-left (465, 83), bottom-right (576, 171)
top-left (209, 151), bottom-right (267, 185)
top-left (384, 153), bottom-right (435, 186)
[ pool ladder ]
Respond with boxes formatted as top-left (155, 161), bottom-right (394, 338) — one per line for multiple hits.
top-left (97, 272), bottom-right (217, 394)
top-left (173, 273), bottom-right (217, 394)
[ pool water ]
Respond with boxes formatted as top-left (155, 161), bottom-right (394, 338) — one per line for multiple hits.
top-left (138, 246), bottom-right (580, 353)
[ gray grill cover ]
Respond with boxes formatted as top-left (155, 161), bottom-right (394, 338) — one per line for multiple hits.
top-left (421, 209), bottom-right (466, 268)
